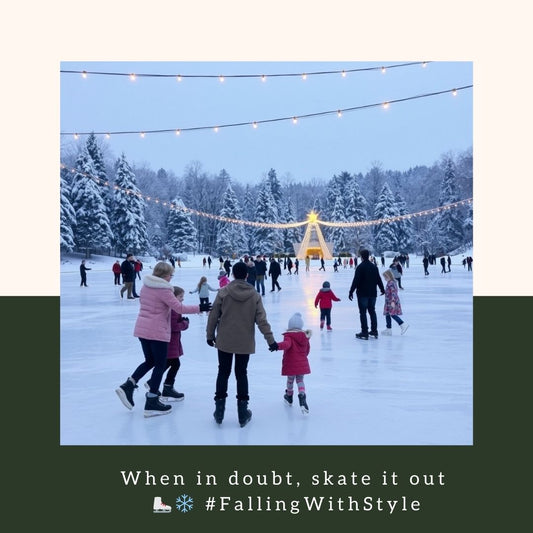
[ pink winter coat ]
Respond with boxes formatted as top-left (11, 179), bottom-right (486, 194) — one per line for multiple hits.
top-left (277, 329), bottom-right (312, 376)
top-left (383, 279), bottom-right (403, 316)
top-left (167, 311), bottom-right (189, 358)
top-left (218, 275), bottom-right (230, 288)
top-left (133, 275), bottom-right (199, 342)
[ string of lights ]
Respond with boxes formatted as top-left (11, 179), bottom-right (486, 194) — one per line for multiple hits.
top-left (61, 85), bottom-right (472, 138)
top-left (61, 163), bottom-right (472, 229)
top-left (60, 61), bottom-right (431, 81)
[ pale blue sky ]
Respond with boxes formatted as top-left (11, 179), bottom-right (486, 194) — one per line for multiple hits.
top-left (60, 61), bottom-right (472, 183)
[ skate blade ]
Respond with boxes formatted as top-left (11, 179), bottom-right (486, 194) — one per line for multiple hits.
top-left (153, 509), bottom-right (171, 513)
top-left (144, 409), bottom-right (172, 418)
top-left (300, 406), bottom-right (309, 414)
top-left (115, 389), bottom-right (133, 410)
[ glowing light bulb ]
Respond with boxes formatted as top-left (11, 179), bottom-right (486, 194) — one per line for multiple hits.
top-left (214, 126), bottom-right (219, 133)
top-left (176, 75), bottom-right (182, 82)
top-left (383, 101), bottom-right (389, 109)
top-left (261, 74), bottom-right (266, 82)
top-left (452, 88), bottom-right (457, 96)
top-left (292, 117), bottom-right (298, 124)
top-left (105, 133), bottom-right (110, 139)
top-left (422, 62), bottom-right (427, 68)
top-left (219, 75), bottom-right (224, 83)
top-left (381, 66), bottom-right (386, 74)
top-left (73, 133), bottom-right (79, 140)
top-left (252, 122), bottom-right (258, 129)
top-left (140, 131), bottom-right (145, 138)
top-left (302, 73), bottom-right (307, 80)
top-left (341, 70), bottom-right (346, 77)
top-left (81, 71), bottom-right (87, 79)
top-left (130, 73), bottom-right (136, 81)
top-left (175, 129), bottom-right (181, 136)
top-left (337, 110), bottom-right (342, 118)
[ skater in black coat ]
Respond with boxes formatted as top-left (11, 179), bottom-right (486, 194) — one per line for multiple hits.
top-left (80, 260), bottom-right (91, 287)
top-left (348, 249), bottom-right (385, 340)
top-left (268, 258), bottom-right (282, 292)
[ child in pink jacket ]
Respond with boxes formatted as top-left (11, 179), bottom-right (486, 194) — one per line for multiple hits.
top-left (160, 286), bottom-right (190, 401)
top-left (275, 312), bottom-right (312, 414)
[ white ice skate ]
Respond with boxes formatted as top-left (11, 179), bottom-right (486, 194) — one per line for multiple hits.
top-left (153, 496), bottom-right (172, 513)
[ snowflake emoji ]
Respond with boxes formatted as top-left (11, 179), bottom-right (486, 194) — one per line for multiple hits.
top-left (176, 494), bottom-right (194, 513)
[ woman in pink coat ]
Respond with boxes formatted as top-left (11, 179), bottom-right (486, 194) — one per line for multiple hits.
top-left (276, 312), bottom-right (312, 414)
top-left (116, 261), bottom-right (199, 418)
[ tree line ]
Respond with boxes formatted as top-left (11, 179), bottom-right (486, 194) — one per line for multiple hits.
top-left (60, 133), bottom-right (473, 259)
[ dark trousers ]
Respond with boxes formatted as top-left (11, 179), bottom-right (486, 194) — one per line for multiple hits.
top-left (199, 297), bottom-right (210, 312)
top-left (271, 275), bottom-right (281, 291)
top-left (114, 273), bottom-right (121, 284)
top-left (320, 308), bottom-right (332, 326)
top-left (385, 314), bottom-right (404, 328)
top-left (164, 358), bottom-right (181, 386)
top-left (255, 276), bottom-right (265, 295)
top-left (215, 350), bottom-right (250, 401)
top-left (80, 275), bottom-right (87, 287)
top-left (132, 338), bottom-right (169, 394)
top-left (357, 296), bottom-right (377, 334)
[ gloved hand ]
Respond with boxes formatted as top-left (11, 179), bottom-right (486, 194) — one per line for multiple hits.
top-left (269, 342), bottom-right (279, 352)
top-left (348, 293), bottom-right (353, 301)
top-left (207, 339), bottom-right (216, 347)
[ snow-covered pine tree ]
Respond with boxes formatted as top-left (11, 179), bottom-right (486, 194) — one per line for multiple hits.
top-left (344, 174), bottom-right (369, 252)
top-left (166, 197), bottom-right (197, 256)
top-left (86, 132), bottom-right (113, 213)
top-left (60, 168), bottom-right (76, 252)
top-left (433, 157), bottom-right (464, 253)
top-left (329, 194), bottom-right (348, 253)
top-left (394, 191), bottom-right (415, 252)
top-left (70, 147), bottom-right (113, 255)
top-left (111, 153), bottom-right (149, 255)
top-left (373, 182), bottom-right (400, 254)
top-left (215, 182), bottom-right (246, 257)
top-left (280, 198), bottom-right (302, 254)
top-left (253, 180), bottom-right (279, 255)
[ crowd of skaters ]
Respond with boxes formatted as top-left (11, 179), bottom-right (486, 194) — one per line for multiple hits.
top-left (72, 247), bottom-right (471, 424)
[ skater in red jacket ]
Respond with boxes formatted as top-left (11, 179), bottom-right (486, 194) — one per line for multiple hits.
top-left (314, 281), bottom-right (341, 331)
top-left (275, 312), bottom-right (312, 414)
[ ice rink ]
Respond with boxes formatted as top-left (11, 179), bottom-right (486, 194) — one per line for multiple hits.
top-left (60, 254), bottom-right (472, 446)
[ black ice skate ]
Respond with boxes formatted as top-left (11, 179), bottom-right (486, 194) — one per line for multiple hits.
top-left (298, 393), bottom-right (309, 414)
top-left (283, 391), bottom-right (293, 405)
top-left (144, 394), bottom-right (172, 417)
top-left (355, 332), bottom-right (369, 340)
top-left (237, 400), bottom-right (252, 427)
top-left (213, 398), bottom-right (226, 424)
top-left (161, 384), bottom-right (184, 402)
top-left (116, 378), bottom-right (138, 410)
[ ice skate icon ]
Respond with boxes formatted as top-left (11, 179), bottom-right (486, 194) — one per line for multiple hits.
top-left (153, 496), bottom-right (172, 513)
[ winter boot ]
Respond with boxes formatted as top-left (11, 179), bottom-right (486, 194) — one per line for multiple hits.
top-left (153, 496), bottom-right (171, 513)
top-left (298, 393), bottom-right (309, 414)
top-left (400, 323), bottom-right (410, 335)
top-left (381, 328), bottom-right (392, 336)
top-left (283, 390), bottom-right (293, 405)
top-left (237, 399), bottom-right (252, 427)
top-left (355, 332), bottom-right (369, 340)
top-left (116, 378), bottom-right (137, 410)
top-left (144, 394), bottom-right (172, 417)
top-left (320, 320), bottom-right (325, 330)
top-left (162, 384), bottom-right (185, 402)
top-left (213, 398), bottom-right (226, 424)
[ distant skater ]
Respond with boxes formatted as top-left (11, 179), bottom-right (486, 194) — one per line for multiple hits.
top-left (80, 259), bottom-right (91, 287)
